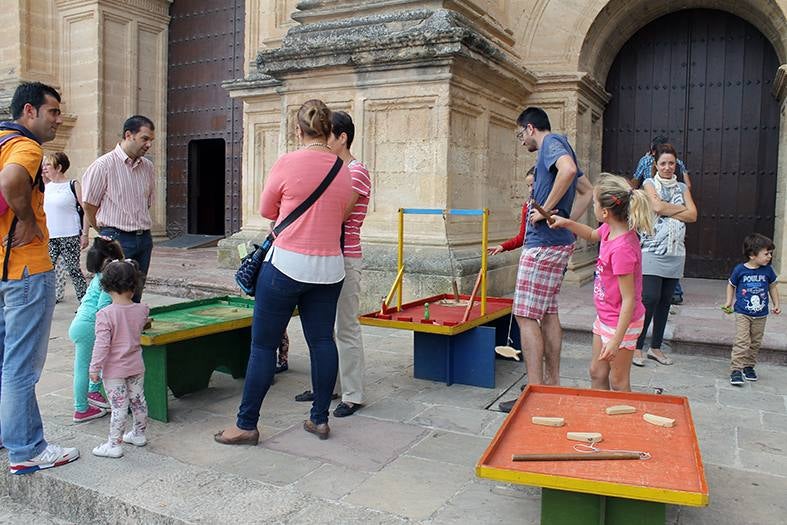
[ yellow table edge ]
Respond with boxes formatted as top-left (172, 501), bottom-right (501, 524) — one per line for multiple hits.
top-left (475, 465), bottom-right (709, 507)
top-left (359, 306), bottom-right (512, 335)
top-left (141, 317), bottom-right (253, 346)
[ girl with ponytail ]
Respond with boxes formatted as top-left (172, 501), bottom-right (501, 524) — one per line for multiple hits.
top-left (550, 174), bottom-right (653, 391)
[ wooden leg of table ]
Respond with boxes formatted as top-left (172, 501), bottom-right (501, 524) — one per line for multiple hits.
top-left (542, 488), bottom-right (604, 525)
top-left (142, 345), bottom-right (169, 423)
top-left (605, 496), bottom-right (666, 525)
top-left (413, 327), bottom-right (496, 388)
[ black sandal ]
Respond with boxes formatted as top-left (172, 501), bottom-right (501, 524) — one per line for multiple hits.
top-left (333, 402), bottom-right (362, 417)
top-left (294, 390), bottom-right (339, 402)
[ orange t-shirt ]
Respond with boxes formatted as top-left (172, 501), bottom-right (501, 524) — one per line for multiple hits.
top-left (0, 131), bottom-right (52, 279)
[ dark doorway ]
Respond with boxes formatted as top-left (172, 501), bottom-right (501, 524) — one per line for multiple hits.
top-left (167, 0), bottom-right (244, 238)
top-left (188, 139), bottom-right (226, 235)
top-left (602, 9), bottom-right (780, 278)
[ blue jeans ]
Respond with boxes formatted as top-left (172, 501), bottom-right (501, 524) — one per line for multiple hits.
top-left (100, 227), bottom-right (153, 302)
top-left (0, 269), bottom-right (56, 462)
top-left (236, 263), bottom-right (343, 429)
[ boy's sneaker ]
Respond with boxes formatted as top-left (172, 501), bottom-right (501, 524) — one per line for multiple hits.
top-left (742, 367), bottom-right (758, 381)
top-left (87, 391), bottom-right (110, 409)
top-left (92, 442), bottom-right (123, 458)
top-left (122, 431), bottom-right (147, 447)
top-left (9, 444), bottom-right (80, 474)
top-left (730, 370), bottom-right (745, 386)
top-left (73, 406), bottom-right (107, 423)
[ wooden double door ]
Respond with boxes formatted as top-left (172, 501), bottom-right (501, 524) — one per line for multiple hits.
top-left (602, 9), bottom-right (780, 278)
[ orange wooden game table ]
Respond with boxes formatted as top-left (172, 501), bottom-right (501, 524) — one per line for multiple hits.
top-left (477, 385), bottom-right (709, 524)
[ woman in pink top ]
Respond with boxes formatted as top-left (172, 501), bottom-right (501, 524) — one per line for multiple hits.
top-left (88, 260), bottom-right (150, 458)
top-left (216, 99), bottom-right (352, 445)
top-left (550, 174), bottom-right (653, 391)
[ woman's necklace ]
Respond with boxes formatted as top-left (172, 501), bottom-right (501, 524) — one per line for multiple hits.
top-left (303, 142), bottom-right (329, 150)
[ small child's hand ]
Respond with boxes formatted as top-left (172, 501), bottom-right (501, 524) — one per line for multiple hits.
top-left (144, 317), bottom-right (153, 330)
top-left (89, 372), bottom-right (100, 383)
top-left (600, 341), bottom-right (619, 361)
top-left (487, 245), bottom-right (504, 256)
top-left (720, 304), bottom-right (733, 315)
top-left (549, 216), bottom-right (570, 230)
top-left (773, 307), bottom-right (781, 315)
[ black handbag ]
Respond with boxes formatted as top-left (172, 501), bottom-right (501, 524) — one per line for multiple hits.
top-left (235, 156), bottom-right (343, 296)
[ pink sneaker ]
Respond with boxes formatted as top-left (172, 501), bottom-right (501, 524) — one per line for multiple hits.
top-left (87, 391), bottom-right (110, 409)
top-left (73, 406), bottom-right (107, 423)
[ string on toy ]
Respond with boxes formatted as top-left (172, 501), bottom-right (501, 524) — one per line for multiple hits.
top-left (573, 442), bottom-right (652, 460)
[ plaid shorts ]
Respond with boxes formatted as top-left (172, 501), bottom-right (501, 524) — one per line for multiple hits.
top-left (592, 316), bottom-right (645, 351)
top-left (513, 244), bottom-right (574, 320)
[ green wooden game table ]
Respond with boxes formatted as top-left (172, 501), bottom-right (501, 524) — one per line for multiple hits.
top-left (140, 296), bottom-right (255, 422)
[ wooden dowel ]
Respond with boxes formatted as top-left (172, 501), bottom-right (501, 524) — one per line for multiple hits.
top-left (530, 200), bottom-right (556, 225)
top-left (512, 452), bottom-right (642, 462)
top-left (462, 272), bottom-right (483, 323)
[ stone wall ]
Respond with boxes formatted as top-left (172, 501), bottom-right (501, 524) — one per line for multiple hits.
top-left (2, 0), bottom-right (171, 237)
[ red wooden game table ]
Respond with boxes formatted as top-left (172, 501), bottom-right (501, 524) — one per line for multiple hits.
top-left (360, 294), bottom-right (514, 388)
top-left (477, 385), bottom-right (709, 524)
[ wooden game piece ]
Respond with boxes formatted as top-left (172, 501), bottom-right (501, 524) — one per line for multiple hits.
top-left (567, 432), bottom-right (603, 443)
top-left (495, 345), bottom-right (522, 361)
top-left (605, 405), bottom-right (636, 415)
top-left (512, 452), bottom-right (642, 462)
top-left (532, 417), bottom-right (565, 427)
top-left (643, 413), bottom-right (675, 428)
top-left (423, 302), bottom-right (430, 320)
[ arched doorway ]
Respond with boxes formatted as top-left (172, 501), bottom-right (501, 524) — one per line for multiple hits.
top-left (602, 9), bottom-right (780, 278)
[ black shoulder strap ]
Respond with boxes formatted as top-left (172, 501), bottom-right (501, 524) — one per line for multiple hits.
top-left (269, 156), bottom-right (343, 241)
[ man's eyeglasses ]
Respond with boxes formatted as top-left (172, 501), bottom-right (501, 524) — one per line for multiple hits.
top-left (515, 127), bottom-right (527, 140)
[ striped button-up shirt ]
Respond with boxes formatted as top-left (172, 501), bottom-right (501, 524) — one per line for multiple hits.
top-left (82, 144), bottom-right (155, 231)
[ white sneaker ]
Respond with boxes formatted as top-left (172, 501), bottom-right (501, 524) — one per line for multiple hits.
top-left (92, 442), bottom-right (123, 458)
top-left (9, 444), bottom-right (80, 474)
top-left (122, 431), bottom-right (147, 447)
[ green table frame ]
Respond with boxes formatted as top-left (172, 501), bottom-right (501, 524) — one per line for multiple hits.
top-left (541, 488), bottom-right (666, 525)
top-left (141, 296), bottom-right (255, 422)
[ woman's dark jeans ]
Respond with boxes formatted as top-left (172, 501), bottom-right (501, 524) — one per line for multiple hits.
top-left (236, 263), bottom-right (343, 430)
top-left (636, 275), bottom-right (679, 350)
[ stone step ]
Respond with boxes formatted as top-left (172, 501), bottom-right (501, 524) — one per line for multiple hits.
top-left (0, 496), bottom-right (74, 524)
top-left (0, 423), bottom-right (406, 525)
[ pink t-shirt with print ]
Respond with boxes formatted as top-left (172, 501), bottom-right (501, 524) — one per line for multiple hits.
top-left (593, 223), bottom-right (645, 326)
top-left (343, 160), bottom-right (370, 258)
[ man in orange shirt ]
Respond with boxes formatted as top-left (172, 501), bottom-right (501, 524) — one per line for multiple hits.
top-left (0, 82), bottom-right (80, 474)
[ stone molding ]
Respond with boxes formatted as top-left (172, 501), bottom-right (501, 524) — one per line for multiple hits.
top-left (535, 71), bottom-right (611, 110)
top-left (255, 8), bottom-right (534, 89)
top-left (774, 64), bottom-right (787, 102)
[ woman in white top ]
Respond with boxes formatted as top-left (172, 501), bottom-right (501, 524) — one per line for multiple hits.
top-left (42, 152), bottom-right (88, 301)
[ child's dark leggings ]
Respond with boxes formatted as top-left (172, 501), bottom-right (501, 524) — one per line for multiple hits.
top-left (636, 275), bottom-right (679, 350)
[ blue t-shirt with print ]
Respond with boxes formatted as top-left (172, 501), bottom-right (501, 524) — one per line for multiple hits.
top-left (525, 134), bottom-right (583, 248)
top-left (729, 263), bottom-right (777, 317)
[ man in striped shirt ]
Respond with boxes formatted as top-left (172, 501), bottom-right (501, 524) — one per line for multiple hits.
top-left (82, 116), bottom-right (156, 302)
top-left (328, 111), bottom-right (370, 417)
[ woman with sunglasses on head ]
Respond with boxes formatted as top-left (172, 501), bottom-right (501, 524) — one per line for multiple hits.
top-left (215, 99), bottom-right (352, 445)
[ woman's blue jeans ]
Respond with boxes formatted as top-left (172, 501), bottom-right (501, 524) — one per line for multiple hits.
top-left (236, 263), bottom-right (343, 430)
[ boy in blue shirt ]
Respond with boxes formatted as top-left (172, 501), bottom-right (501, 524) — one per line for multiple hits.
top-left (723, 234), bottom-right (781, 385)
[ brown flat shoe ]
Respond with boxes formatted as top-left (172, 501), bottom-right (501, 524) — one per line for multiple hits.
top-left (303, 420), bottom-right (330, 440)
top-left (213, 428), bottom-right (259, 446)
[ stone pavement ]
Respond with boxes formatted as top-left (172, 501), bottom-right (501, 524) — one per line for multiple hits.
top-left (1, 284), bottom-right (786, 524)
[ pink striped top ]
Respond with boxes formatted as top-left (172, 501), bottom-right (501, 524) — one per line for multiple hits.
top-left (260, 149), bottom-right (353, 256)
top-left (82, 144), bottom-right (155, 231)
top-left (343, 160), bottom-right (371, 258)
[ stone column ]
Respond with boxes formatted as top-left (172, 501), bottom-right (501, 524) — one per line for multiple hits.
top-left (773, 64), bottom-right (787, 291)
top-left (223, 1), bottom-right (536, 310)
top-left (55, 0), bottom-right (171, 236)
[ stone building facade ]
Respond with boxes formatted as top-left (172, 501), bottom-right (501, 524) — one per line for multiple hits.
top-left (2, 1), bottom-right (786, 309)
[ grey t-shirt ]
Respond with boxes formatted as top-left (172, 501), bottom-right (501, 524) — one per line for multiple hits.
top-left (640, 179), bottom-right (688, 278)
